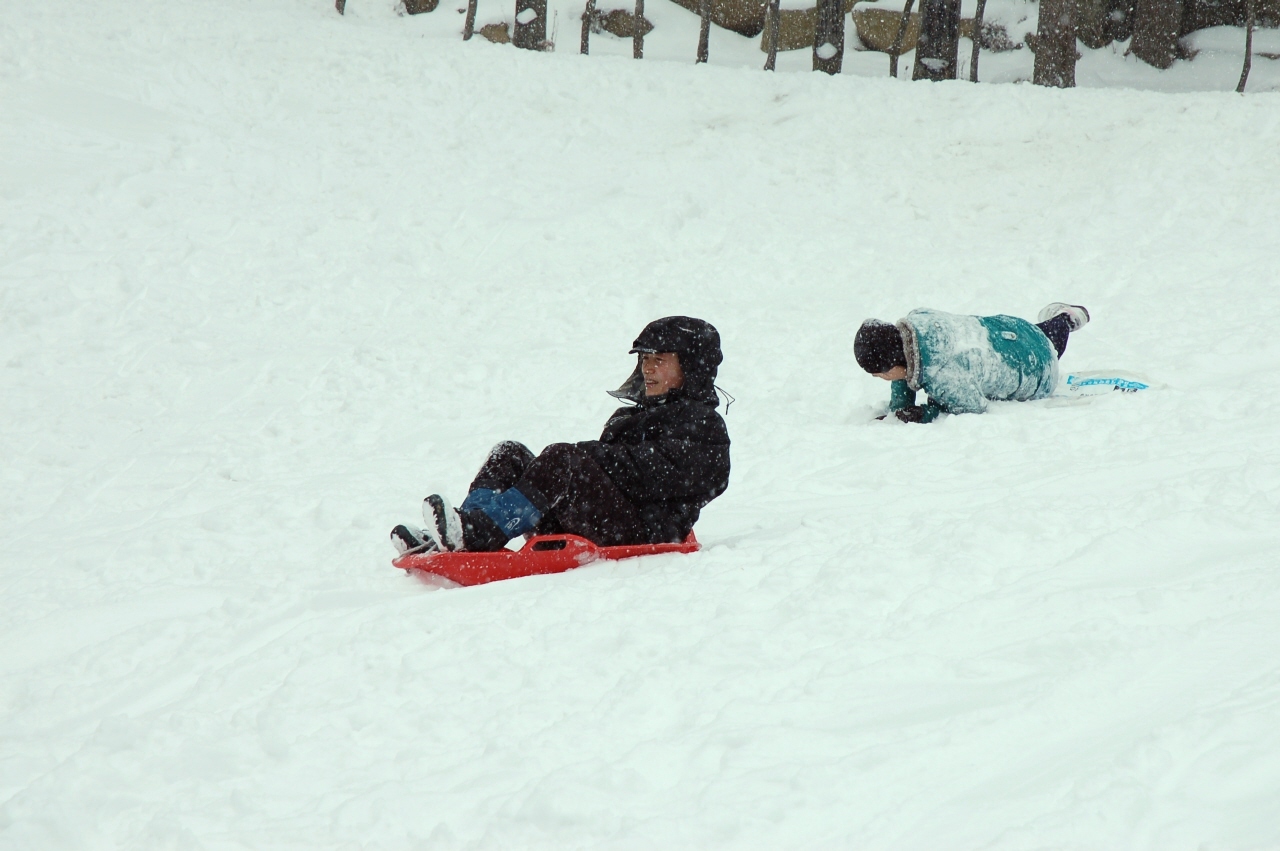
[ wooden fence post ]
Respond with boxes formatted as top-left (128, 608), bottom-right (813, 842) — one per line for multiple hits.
top-left (464, 0), bottom-right (478, 39)
top-left (1237, 0), bottom-right (1255, 92)
top-left (969, 0), bottom-right (986, 80)
top-left (697, 0), bottom-right (712, 63)
top-left (581, 0), bottom-right (595, 53)
top-left (634, 0), bottom-right (645, 57)
top-left (764, 0), bottom-right (781, 69)
top-left (889, 0), bottom-right (915, 77)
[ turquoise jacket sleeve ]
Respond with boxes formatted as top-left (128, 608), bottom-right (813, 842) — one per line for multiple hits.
top-left (891, 381), bottom-right (948, 423)
top-left (889, 380), bottom-right (916, 412)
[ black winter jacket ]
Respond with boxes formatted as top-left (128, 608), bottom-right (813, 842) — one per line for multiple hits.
top-left (577, 389), bottom-right (730, 544)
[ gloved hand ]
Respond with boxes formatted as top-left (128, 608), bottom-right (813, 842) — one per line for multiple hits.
top-left (895, 405), bottom-right (926, 423)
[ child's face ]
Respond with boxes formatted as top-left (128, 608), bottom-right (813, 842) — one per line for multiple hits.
top-left (641, 352), bottom-right (684, 396)
top-left (873, 366), bottom-right (908, 381)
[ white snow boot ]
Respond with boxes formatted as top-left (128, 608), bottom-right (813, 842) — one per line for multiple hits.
top-left (422, 494), bottom-right (466, 552)
top-left (1037, 303), bottom-right (1090, 332)
top-left (390, 524), bottom-right (435, 556)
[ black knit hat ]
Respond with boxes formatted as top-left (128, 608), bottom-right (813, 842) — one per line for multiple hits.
top-left (853, 320), bottom-right (906, 375)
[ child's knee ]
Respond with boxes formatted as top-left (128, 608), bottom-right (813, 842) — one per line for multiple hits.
top-left (537, 442), bottom-right (582, 464)
top-left (491, 440), bottom-right (535, 463)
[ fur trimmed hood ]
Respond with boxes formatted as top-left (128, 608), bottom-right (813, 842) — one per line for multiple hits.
top-left (896, 319), bottom-right (924, 391)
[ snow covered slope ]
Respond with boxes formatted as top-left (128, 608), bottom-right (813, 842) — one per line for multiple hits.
top-left (2, 0), bottom-right (1279, 847)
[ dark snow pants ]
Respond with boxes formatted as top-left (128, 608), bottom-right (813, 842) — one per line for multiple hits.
top-left (467, 441), bottom-right (648, 549)
top-left (1036, 314), bottom-right (1073, 359)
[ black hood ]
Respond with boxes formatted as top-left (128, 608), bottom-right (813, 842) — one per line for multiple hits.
top-left (609, 316), bottom-right (723, 406)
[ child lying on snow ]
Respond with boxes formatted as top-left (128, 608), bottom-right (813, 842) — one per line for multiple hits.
top-left (391, 316), bottom-right (730, 554)
top-left (854, 303), bottom-right (1090, 423)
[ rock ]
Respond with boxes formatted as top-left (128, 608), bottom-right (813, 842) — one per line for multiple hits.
top-left (1130, 0), bottom-right (1182, 68)
top-left (668, 0), bottom-right (768, 38)
top-left (974, 19), bottom-right (1019, 52)
top-left (848, 6), bottom-right (1015, 54)
top-left (763, 6), bottom-right (819, 51)
top-left (850, 6), bottom-right (920, 52)
top-left (595, 8), bottom-right (655, 38)
top-left (478, 22), bottom-right (512, 42)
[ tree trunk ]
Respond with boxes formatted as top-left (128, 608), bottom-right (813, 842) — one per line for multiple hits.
top-left (1033, 0), bottom-right (1078, 86)
top-left (1103, 0), bottom-right (1134, 42)
top-left (697, 0), bottom-right (711, 63)
top-left (1237, 0), bottom-right (1255, 92)
top-left (1130, 0), bottom-right (1181, 68)
top-left (1075, 0), bottom-right (1111, 48)
top-left (889, 0), bottom-right (916, 77)
top-left (513, 0), bottom-right (548, 49)
top-left (764, 0), bottom-right (781, 70)
top-left (912, 0), bottom-right (960, 80)
top-left (634, 0), bottom-right (645, 57)
top-left (969, 0), bottom-right (987, 80)
top-left (813, 0), bottom-right (846, 74)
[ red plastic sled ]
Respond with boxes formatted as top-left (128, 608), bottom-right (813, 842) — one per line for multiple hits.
top-left (393, 532), bottom-right (700, 586)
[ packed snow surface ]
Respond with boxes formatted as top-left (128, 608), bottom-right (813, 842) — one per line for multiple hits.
top-left (2, 0), bottom-right (1279, 848)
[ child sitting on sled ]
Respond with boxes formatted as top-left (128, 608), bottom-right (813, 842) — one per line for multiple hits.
top-left (391, 316), bottom-right (730, 554)
top-left (854, 303), bottom-right (1090, 423)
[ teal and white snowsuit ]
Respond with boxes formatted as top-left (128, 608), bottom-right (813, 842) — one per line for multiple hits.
top-left (888, 309), bottom-right (1059, 423)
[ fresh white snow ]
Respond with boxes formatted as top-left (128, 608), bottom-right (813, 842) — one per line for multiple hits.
top-left (2, 0), bottom-right (1279, 848)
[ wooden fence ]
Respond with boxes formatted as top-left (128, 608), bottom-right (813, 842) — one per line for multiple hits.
top-left (336, 0), bottom-right (1267, 90)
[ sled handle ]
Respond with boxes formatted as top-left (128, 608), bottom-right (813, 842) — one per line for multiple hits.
top-left (526, 535), bottom-right (598, 555)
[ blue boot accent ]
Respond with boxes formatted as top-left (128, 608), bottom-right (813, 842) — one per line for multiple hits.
top-left (460, 488), bottom-right (497, 513)
top-left (477, 488), bottom-right (542, 538)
